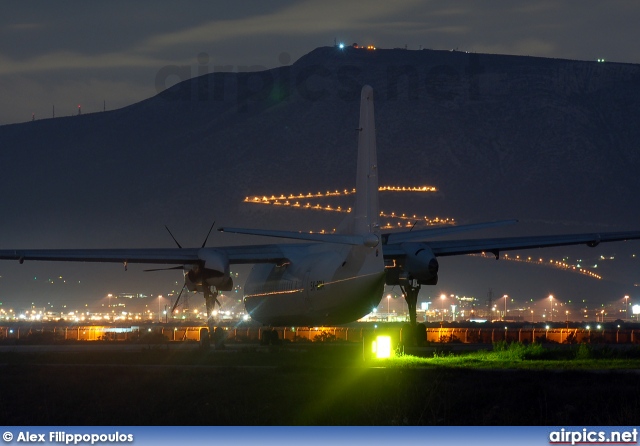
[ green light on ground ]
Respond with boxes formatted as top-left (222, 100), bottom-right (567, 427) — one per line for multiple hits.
top-left (372, 335), bottom-right (392, 358)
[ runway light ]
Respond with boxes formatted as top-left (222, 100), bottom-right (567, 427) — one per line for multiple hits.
top-left (372, 335), bottom-right (392, 359)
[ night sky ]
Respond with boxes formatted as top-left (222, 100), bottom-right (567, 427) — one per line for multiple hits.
top-left (1, 1), bottom-right (639, 125)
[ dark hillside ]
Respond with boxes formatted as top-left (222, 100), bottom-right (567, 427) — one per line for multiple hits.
top-left (1, 46), bottom-right (639, 303)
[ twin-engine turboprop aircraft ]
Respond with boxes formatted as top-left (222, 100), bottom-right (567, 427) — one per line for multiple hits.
top-left (2, 85), bottom-right (640, 329)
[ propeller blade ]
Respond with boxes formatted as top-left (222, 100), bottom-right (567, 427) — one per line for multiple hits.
top-left (143, 265), bottom-right (185, 272)
top-left (165, 225), bottom-right (183, 249)
top-left (171, 284), bottom-right (187, 313)
top-left (201, 220), bottom-right (216, 248)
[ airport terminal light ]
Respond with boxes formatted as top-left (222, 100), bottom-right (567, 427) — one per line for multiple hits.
top-left (440, 294), bottom-right (446, 321)
top-left (503, 294), bottom-right (508, 321)
top-left (549, 295), bottom-right (554, 322)
top-left (421, 302), bottom-right (431, 323)
top-left (624, 295), bottom-right (630, 320)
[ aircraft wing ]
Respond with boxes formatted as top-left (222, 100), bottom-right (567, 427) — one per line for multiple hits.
top-left (0, 244), bottom-right (300, 266)
top-left (382, 230), bottom-right (640, 258)
top-left (5, 230), bottom-right (639, 266)
top-left (381, 219), bottom-right (518, 244)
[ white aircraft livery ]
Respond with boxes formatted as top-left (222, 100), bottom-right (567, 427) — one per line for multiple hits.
top-left (2, 85), bottom-right (640, 328)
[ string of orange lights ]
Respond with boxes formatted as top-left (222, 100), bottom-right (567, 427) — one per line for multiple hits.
top-left (243, 185), bottom-right (453, 229)
top-left (243, 185), bottom-right (438, 204)
top-left (242, 187), bottom-right (603, 280)
top-left (472, 253), bottom-right (602, 280)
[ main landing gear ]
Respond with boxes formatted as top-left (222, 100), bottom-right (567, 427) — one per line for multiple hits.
top-left (400, 281), bottom-right (425, 346)
top-left (201, 286), bottom-right (225, 349)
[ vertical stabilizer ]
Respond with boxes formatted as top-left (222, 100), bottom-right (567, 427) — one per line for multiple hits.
top-left (352, 85), bottom-right (380, 236)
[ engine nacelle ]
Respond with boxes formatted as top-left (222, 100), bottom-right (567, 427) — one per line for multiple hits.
top-left (185, 249), bottom-right (232, 291)
top-left (401, 242), bottom-right (439, 285)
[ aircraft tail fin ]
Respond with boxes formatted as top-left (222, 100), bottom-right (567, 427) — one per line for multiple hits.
top-left (221, 86), bottom-right (381, 248)
top-left (341, 85), bottom-right (380, 237)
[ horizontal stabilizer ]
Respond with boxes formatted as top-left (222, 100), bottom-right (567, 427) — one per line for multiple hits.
top-left (218, 227), bottom-right (376, 246)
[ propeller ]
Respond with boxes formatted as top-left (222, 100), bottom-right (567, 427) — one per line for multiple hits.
top-left (146, 220), bottom-right (223, 317)
top-left (163, 220), bottom-right (216, 249)
top-left (142, 225), bottom-right (190, 272)
top-left (165, 225), bottom-right (183, 249)
top-left (201, 221), bottom-right (216, 248)
top-left (171, 283), bottom-right (187, 313)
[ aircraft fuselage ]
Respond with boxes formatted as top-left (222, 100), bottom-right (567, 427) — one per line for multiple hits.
top-left (244, 243), bottom-right (385, 326)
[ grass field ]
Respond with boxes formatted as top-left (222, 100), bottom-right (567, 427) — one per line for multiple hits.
top-left (1, 342), bottom-right (640, 425)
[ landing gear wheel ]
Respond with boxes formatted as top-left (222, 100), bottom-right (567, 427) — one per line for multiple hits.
top-left (260, 330), bottom-right (270, 345)
top-left (199, 328), bottom-right (210, 349)
top-left (204, 287), bottom-right (222, 349)
top-left (213, 327), bottom-right (226, 349)
top-left (260, 329), bottom-right (280, 345)
top-left (400, 282), bottom-right (421, 346)
top-left (416, 323), bottom-right (426, 347)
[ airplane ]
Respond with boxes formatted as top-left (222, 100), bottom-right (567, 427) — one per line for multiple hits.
top-left (2, 85), bottom-right (640, 342)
